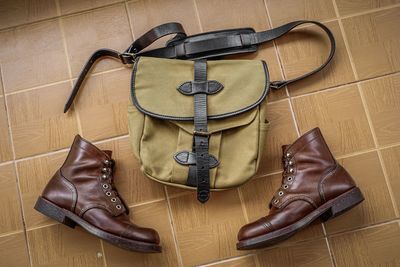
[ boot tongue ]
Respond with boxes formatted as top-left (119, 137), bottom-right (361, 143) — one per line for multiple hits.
top-left (281, 145), bottom-right (290, 154)
top-left (102, 150), bottom-right (112, 158)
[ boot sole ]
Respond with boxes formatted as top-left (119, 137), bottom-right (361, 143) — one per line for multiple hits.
top-left (34, 197), bottom-right (162, 253)
top-left (236, 187), bottom-right (364, 250)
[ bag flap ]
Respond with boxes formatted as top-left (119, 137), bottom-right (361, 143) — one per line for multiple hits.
top-left (131, 57), bottom-right (269, 121)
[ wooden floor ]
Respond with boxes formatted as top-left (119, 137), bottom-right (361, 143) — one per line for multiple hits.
top-left (1, 0), bottom-right (400, 266)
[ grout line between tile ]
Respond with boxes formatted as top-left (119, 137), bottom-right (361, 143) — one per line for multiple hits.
top-left (289, 70), bottom-right (400, 101)
top-left (199, 254), bottom-right (257, 267)
top-left (0, 65), bottom-right (33, 267)
top-left (327, 218), bottom-right (400, 238)
top-left (163, 186), bottom-right (184, 267)
top-left (263, 0), bottom-right (300, 137)
top-left (332, 0), bottom-right (359, 81)
top-left (357, 84), bottom-right (400, 217)
top-left (192, 0), bottom-right (204, 33)
top-left (123, 1), bottom-right (135, 40)
top-left (237, 188), bottom-right (250, 223)
top-left (58, 17), bottom-right (83, 135)
top-left (322, 222), bottom-right (337, 267)
top-left (99, 240), bottom-right (108, 267)
top-left (0, 230), bottom-right (24, 239)
top-left (338, 3), bottom-right (400, 20)
top-left (127, 197), bottom-right (166, 209)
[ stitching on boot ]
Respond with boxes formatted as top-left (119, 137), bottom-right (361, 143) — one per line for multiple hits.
top-left (318, 164), bottom-right (339, 203)
top-left (277, 195), bottom-right (317, 209)
top-left (59, 176), bottom-right (77, 212)
top-left (79, 204), bottom-right (109, 217)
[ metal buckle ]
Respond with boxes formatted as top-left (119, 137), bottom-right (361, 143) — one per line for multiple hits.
top-left (193, 130), bottom-right (211, 136)
top-left (119, 52), bottom-right (136, 64)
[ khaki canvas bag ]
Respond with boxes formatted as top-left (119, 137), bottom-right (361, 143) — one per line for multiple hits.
top-left (65, 20), bottom-right (335, 203)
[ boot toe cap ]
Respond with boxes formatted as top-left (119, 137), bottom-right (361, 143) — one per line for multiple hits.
top-left (123, 225), bottom-right (160, 245)
top-left (238, 217), bottom-right (273, 241)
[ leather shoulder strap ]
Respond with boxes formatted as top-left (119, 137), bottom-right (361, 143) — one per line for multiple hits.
top-left (64, 20), bottom-right (335, 112)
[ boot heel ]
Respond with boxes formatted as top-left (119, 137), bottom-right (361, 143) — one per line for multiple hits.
top-left (34, 197), bottom-right (77, 228)
top-left (320, 187), bottom-right (364, 222)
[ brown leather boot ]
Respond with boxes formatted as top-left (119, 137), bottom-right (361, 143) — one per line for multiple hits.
top-left (236, 127), bottom-right (364, 250)
top-left (34, 135), bottom-right (161, 253)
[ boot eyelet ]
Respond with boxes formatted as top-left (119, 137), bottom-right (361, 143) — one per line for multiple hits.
top-left (102, 184), bottom-right (109, 189)
top-left (283, 185), bottom-right (289, 189)
top-left (104, 160), bottom-right (110, 165)
top-left (287, 177), bottom-right (293, 182)
top-left (273, 199), bottom-right (279, 204)
top-left (286, 152), bottom-right (291, 158)
top-left (111, 198), bottom-right (117, 202)
top-left (289, 168), bottom-right (294, 173)
top-left (288, 160), bottom-right (293, 165)
top-left (101, 174), bottom-right (107, 179)
top-left (116, 205), bottom-right (122, 209)
top-left (278, 191), bottom-right (284, 196)
top-left (106, 192), bottom-right (112, 196)
top-left (102, 167), bottom-right (108, 172)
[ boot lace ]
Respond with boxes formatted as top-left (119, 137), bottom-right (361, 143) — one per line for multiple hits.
top-left (269, 152), bottom-right (295, 207)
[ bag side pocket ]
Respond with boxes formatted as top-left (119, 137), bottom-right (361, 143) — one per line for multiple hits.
top-left (127, 105), bottom-right (145, 159)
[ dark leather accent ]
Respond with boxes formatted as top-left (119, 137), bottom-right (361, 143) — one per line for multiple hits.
top-left (184, 60), bottom-right (211, 203)
top-left (64, 20), bottom-right (335, 112)
top-left (39, 135), bottom-right (160, 245)
top-left (237, 127), bottom-right (358, 242)
top-left (174, 151), bottom-right (219, 168)
top-left (177, 80), bottom-right (223, 95)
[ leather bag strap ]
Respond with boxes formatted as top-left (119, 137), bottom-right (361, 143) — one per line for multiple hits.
top-left (64, 20), bottom-right (335, 112)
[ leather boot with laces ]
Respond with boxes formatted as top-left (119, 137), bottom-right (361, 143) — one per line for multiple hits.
top-left (34, 135), bottom-right (161, 253)
top-left (236, 127), bottom-right (364, 250)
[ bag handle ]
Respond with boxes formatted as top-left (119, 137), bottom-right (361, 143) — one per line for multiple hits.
top-left (64, 20), bottom-right (335, 112)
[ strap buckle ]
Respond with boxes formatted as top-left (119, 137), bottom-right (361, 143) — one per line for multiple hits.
top-left (193, 130), bottom-right (211, 137)
top-left (119, 52), bottom-right (136, 64)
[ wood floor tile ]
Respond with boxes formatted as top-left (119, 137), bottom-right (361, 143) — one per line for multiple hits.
top-left (0, 232), bottom-right (30, 267)
top-left (381, 145), bottom-right (400, 215)
top-left (361, 73), bottom-right (400, 146)
top-left (0, 20), bottom-right (69, 93)
top-left (342, 7), bottom-right (400, 79)
top-left (325, 152), bottom-right (396, 234)
top-left (62, 4), bottom-right (132, 78)
top-left (207, 255), bottom-right (257, 267)
top-left (195, 0), bottom-right (286, 102)
top-left (292, 85), bottom-right (374, 156)
top-left (169, 190), bottom-right (247, 266)
top-left (95, 137), bottom-right (166, 206)
top-left (257, 100), bottom-right (298, 175)
top-left (329, 223), bottom-right (400, 266)
top-left (276, 21), bottom-right (355, 96)
top-left (266, 0), bottom-right (336, 26)
top-left (240, 174), bottom-right (324, 244)
top-left (257, 238), bottom-right (332, 267)
top-left (7, 82), bottom-right (79, 158)
top-left (27, 224), bottom-right (104, 267)
top-left (0, 96), bottom-right (12, 162)
top-left (75, 68), bottom-right (131, 141)
top-left (335, 0), bottom-right (400, 16)
top-left (59, 0), bottom-right (122, 15)
top-left (104, 201), bottom-right (179, 267)
top-left (17, 151), bottom-right (68, 229)
top-left (0, 163), bottom-right (23, 235)
top-left (0, 0), bottom-right (57, 30)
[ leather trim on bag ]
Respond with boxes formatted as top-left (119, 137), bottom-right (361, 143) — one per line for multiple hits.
top-left (177, 80), bottom-right (224, 95)
top-left (174, 151), bottom-right (219, 168)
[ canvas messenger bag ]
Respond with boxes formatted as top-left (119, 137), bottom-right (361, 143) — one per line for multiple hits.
top-left (64, 20), bottom-right (336, 203)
